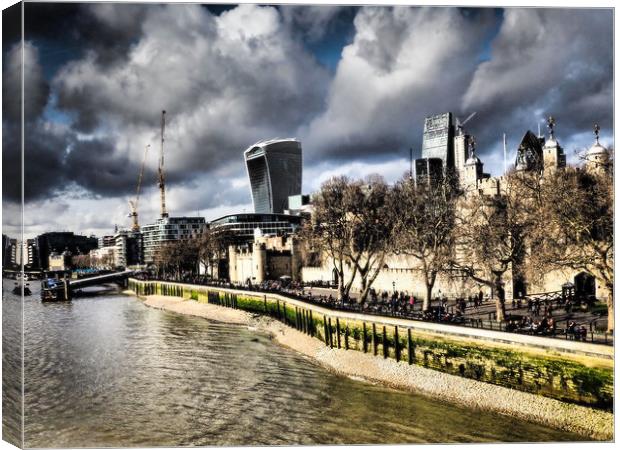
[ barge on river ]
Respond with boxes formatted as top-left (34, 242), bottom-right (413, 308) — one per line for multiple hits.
top-left (41, 278), bottom-right (70, 302)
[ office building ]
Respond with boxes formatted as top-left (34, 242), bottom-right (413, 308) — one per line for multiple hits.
top-left (98, 235), bottom-right (115, 249)
top-left (209, 213), bottom-right (303, 244)
top-left (114, 230), bottom-right (143, 268)
top-left (141, 217), bottom-right (206, 264)
top-left (454, 131), bottom-right (473, 183)
top-left (244, 138), bottom-right (302, 214)
top-left (285, 194), bottom-right (312, 216)
top-left (415, 157), bottom-right (444, 187)
top-left (421, 112), bottom-right (455, 170)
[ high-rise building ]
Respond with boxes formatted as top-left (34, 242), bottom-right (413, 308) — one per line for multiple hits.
top-left (36, 232), bottom-right (98, 270)
top-left (113, 230), bottom-right (143, 268)
top-left (421, 112), bottom-right (455, 171)
top-left (141, 217), bottom-right (206, 264)
top-left (98, 235), bottom-right (115, 249)
top-left (514, 130), bottom-right (545, 172)
top-left (25, 239), bottom-right (39, 269)
top-left (415, 157), bottom-right (444, 187)
top-left (454, 131), bottom-right (473, 182)
top-left (244, 138), bottom-right (302, 214)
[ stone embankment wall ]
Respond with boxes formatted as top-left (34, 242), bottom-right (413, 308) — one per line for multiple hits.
top-left (128, 279), bottom-right (613, 411)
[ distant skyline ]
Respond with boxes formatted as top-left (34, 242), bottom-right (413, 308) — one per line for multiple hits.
top-left (2, 2), bottom-right (613, 239)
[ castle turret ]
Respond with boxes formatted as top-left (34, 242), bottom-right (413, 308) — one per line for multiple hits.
top-left (462, 137), bottom-right (483, 189)
top-left (290, 236), bottom-right (301, 282)
top-left (542, 116), bottom-right (566, 174)
top-left (252, 241), bottom-right (266, 283)
top-left (585, 124), bottom-right (610, 175)
top-left (228, 245), bottom-right (238, 282)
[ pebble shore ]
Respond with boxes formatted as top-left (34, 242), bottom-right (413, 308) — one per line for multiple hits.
top-left (137, 293), bottom-right (613, 441)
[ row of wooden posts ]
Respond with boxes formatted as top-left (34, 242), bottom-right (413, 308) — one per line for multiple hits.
top-left (322, 317), bottom-right (416, 364)
top-left (207, 291), bottom-right (238, 309)
top-left (133, 281), bottom-right (418, 364)
top-left (265, 294), bottom-right (417, 365)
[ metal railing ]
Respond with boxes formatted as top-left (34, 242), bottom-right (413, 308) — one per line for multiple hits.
top-left (139, 276), bottom-right (613, 346)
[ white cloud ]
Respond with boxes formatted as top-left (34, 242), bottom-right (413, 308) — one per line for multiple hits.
top-left (300, 7), bottom-right (495, 161)
top-left (54, 4), bottom-right (330, 178)
top-left (461, 8), bottom-right (613, 168)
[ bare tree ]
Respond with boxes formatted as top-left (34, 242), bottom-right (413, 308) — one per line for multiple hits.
top-left (303, 176), bottom-right (359, 301)
top-left (392, 175), bottom-right (456, 311)
top-left (526, 166), bottom-right (614, 331)
top-left (453, 173), bottom-right (533, 322)
top-left (195, 228), bottom-right (226, 279)
top-left (303, 175), bottom-right (394, 302)
top-left (155, 239), bottom-right (199, 279)
top-left (347, 175), bottom-right (395, 302)
top-left (72, 254), bottom-right (91, 269)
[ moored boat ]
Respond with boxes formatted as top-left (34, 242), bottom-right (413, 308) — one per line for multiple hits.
top-left (40, 278), bottom-right (68, 302)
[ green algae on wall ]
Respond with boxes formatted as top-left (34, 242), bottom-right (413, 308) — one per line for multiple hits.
top-left (127, 280), bottom-right (613, 411)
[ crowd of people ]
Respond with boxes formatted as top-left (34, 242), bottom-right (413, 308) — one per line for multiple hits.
top-left (138, 272), bottom-right (597, 341)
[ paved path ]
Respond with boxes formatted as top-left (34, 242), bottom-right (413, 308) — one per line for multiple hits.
top-left (305, 286), bottom-right (609, 333)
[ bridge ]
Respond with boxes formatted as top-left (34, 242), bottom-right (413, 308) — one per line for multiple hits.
top-left (42, 270), bottom-right (138, 301)
top-left (70, 270), bottom-right (137, 290)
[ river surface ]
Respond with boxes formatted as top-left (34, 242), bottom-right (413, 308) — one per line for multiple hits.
top-left (2, 280), bottom-right (586, 447)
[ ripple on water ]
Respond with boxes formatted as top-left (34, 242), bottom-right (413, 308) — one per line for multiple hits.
top-left (1, 285), bottom-right (588, 447)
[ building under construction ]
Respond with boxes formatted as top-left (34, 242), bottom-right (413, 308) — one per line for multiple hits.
top-left (136, 110), bottom-right (207, 265)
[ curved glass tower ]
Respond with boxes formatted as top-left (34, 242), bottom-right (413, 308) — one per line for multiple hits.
top-left (244, 138), bottom-right (302, 214)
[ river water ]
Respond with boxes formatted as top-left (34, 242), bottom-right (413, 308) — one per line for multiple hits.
top-left (3, 281), bottom-right (585, 447)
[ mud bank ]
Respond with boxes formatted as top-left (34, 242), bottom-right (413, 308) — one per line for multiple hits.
top-left (133, 293), bottom-right (612, 441)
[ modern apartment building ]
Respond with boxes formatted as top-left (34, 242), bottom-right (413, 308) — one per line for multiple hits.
top-left (141, 217), bottom-right (206, 264)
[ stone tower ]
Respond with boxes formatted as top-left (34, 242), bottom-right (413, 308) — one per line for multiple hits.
top-left (585, 124), bottom-right (610, 175)
top-left (462, 137), bottom-right (483, 189)
top-left (542, 116), bottom-right (566, 174)
top-left (454, 132), bottom-right (472, 185)
top-left (252, 241), bottom-right (266, 283)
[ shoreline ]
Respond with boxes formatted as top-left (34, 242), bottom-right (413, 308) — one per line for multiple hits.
top-left (131, 292), bottom-right (613, 441)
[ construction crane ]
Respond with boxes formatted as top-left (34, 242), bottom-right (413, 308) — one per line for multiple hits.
top-left (456, 111), bottom-right (477, 135)
top-left (159, 110), bottom-right (169, 218)
top-left (128, 144), bottom-right (150, 232)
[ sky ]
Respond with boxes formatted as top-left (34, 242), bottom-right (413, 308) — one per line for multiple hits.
top-left (1, 2), bottom-right (614, 239)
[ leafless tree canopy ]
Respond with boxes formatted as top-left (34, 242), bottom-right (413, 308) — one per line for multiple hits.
top-left (392, 175), bottom-right (456, 311)
top-left (453, 172), bottom-right (535, 321)
top-left (520, 166), bottom-right (614, 330)
top-left (303, 175), bottom-right (395, 302)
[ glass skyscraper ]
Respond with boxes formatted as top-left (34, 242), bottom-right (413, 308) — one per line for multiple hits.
top-left (421, 112), bottom-right (455, 170)
top-left (244, 139), bottom-right (302, 214)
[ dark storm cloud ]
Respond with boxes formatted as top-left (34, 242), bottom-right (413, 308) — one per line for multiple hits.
top-left (9, 3), bottom-right (614, 224)
top-left (24, 2), bottom-right (151, 67)
top-left (64, 138), bottom-right (155, 197)
top-left (462, 8), bottom-right (613, 164)
top-left (3, 120), bottom-right (69, 202)
top-left (2, 41), bottom-right (65, 203)
top-left (2, 41), bottom-right (50, 123)
top-left (301, 6), bottom-right (500, 163)
top-left (51, 3), bottom-right (331, 190)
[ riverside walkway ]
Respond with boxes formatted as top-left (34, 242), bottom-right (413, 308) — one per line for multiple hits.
top-left (132, 278), bottom-right (613, 359)
top-left (142, 277), bottom-right (612, 346)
